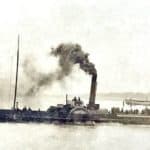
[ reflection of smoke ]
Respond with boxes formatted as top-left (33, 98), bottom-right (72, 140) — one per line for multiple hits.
top-left (24, 43), bottom-right (97, 96)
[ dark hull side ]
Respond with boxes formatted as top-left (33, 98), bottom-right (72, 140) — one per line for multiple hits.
top-left (1, 109), bottom-right (150, 125)
top-left (0, 109), bottom-right (71, 123)
top-left (0, 109), bottom-right (96, 124)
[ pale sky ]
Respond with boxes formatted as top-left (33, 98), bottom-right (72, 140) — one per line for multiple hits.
top-left (1, 0), bottom-right (150, 95)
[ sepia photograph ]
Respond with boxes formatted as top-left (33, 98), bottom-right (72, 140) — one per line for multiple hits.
top-left (0, 0), bottom-right (150, 149)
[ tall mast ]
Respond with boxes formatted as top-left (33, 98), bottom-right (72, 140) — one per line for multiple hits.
top-left (13, 35), bottom-right (20, 110)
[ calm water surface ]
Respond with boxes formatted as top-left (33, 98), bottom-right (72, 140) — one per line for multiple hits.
top-left (0, 98), bottom-right (149, 150)
top-left (0, 123), bottom-right (150, 150)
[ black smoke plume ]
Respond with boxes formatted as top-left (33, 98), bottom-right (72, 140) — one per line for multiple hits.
top-left (24, 43), bottom-right (97, 96)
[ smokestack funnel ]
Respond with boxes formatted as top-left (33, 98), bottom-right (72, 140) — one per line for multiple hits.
top-left (87, 74), bottom-right (99, 110)
top-left (89, 74), bottom-right (97, 105)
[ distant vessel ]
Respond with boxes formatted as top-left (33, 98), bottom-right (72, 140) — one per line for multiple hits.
top-left (124, 98), bottom-right (150, 106)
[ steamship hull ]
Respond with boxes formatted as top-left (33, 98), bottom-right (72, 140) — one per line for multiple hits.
top-left (1, 108), bottom-right (150, 125)
top-left (0, 107), bottom-right (100, 124)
